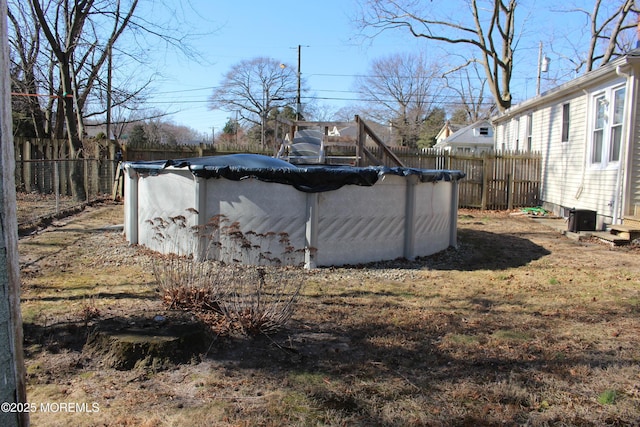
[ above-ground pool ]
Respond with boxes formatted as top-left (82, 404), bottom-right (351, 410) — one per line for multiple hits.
top-left (123, 154), bottom-right (465, 268)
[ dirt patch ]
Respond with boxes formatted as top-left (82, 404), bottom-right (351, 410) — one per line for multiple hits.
top-left (15, 192), bottom-right (111, 236)
top-left (19, 205), bottom-right (640, 426)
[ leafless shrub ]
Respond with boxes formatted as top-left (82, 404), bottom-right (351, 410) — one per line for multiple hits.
top-left (216, 267), bottom-right (303, 335)
top-left (149, 210), bottom-right (305, 335)
top-left (152, 253), bottom-right (231, 312)
top-left (153, 257), bottom-right (303, 335)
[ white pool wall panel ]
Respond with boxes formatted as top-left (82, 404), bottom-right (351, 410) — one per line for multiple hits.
top-left (202, 178), bottom-right (308, 266)
top-left (132, 169), bottom-right (198, 256)
top-left (123, 156), bottom-right (464, 268)
top-left (412, 178), bottom-right (458, 257)
top-left (314, 175), bottom-right (406, 266)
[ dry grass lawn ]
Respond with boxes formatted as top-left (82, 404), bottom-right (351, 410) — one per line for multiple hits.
top-left (18, 203), bottom-right (640, 426)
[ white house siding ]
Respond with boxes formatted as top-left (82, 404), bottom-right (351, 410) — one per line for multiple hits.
top-left (538, 95), bottom-right (592, 218)
top-left (494, 52), bottom-right (640, 227)
top-left (496, 88), bottom-right (624, 226)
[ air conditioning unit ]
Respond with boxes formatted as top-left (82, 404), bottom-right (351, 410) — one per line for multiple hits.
top-left (568, 209), bottom-right (596, 232)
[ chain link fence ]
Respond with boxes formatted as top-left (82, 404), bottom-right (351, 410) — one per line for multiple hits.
top-left (15, 159), bottom-right (120, 230)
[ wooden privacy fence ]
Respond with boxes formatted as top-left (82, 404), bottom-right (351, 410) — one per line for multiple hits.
top-left (366, 147), bottom-right (542, 210)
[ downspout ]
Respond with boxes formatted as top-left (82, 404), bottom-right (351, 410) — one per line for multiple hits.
top-left (613, 65), bottom-right (634, 224)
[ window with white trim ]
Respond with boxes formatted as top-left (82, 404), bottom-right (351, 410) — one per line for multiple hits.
top-left (591, 85), bottom-right (625, 166)
top-left (609, 87), bottom-right (625, 162)
top-left (592, 94), bottom-right (605, 163)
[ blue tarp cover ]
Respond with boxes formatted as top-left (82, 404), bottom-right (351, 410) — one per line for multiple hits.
top-left (124, 154), bottom-right (465, 193)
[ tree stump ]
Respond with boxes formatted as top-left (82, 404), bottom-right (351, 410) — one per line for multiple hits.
top-left (84, 318), bottom-right (211, 371)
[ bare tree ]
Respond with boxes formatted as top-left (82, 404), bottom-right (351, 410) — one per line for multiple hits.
top-left (333, 104), bottom-right (362, 123)
top-left (9, 1), bottom-right (190, 143)
top-left (11, 0), bottom-right (205, 199)
top-left (31, 0), bottom-right (139, 151)
top-left (7, 1), bottom-right (48, 138)
top-left (358, 1), bottom-right (640, 114)
top-left (208, 57), bottom-right (299, 147)
top-left (357, 0), bottom-right (518, 112)
top-left (144, 119), bottom-right (202, 145)
top-left (26, 0), bottom-right (139, 199)
top-left (442, 60), bottom-right (496, 123)
top-left (355, 52), bottom-right (443, 147)
top-left (560, 0), bottom-right (638, 73)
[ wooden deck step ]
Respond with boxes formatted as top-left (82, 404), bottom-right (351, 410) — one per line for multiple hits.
top-left (609, 224), bottom-right (640, 241)
top-left (592, 231), bottom-right (630, 246)
top-left (622, 215), bottom-right (640, 229)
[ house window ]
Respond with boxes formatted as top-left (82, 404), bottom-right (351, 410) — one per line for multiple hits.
top-left (592, 95), bottom-right (605, 163)
top-left (479, 127), bottom-right (489, 136)
top-left (591, 85), bottom-right (625, 166)
top-left (609, 87), bottom-right (625, 162)
top-left (527, 114), bottom-right (533, 151)
top-left (561, 103), bottom-right (570, 142)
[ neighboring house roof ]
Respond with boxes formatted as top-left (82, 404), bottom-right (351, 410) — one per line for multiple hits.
top-left (435, 122), bottom-right (465, 144)
top-left (434, 120), bottom-right (494, 151)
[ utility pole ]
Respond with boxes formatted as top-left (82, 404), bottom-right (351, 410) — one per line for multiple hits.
top-left (106, 44), bottom-right (112, 144)
top-left (536, 42), bottom-right (550, 96)
top-left (296, 45), bottom-right (301, 121)
top-left (261, 88), bottom-right (266, 147)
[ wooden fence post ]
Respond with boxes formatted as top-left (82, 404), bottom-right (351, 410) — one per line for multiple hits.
top-left (22, 139), bottom-right (31, 192)
top-left (507, 155), bottom-right (515, 210)
top-left (355, 115), bottom-right (365, 167)
top-left (481, 153), bottom-right (490, 210)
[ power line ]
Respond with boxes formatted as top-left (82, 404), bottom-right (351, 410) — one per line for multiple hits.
top-left (138, 95), bottom-right (495, 107)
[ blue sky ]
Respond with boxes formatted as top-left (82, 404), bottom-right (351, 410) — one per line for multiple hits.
top-left (140, 0), bottom-right (425, 139)
top-left (134, 0), bottom-right (603, 139)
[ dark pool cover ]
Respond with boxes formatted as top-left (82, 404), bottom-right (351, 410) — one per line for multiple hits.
top-left (125, 154), bottom-right (465, 193)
